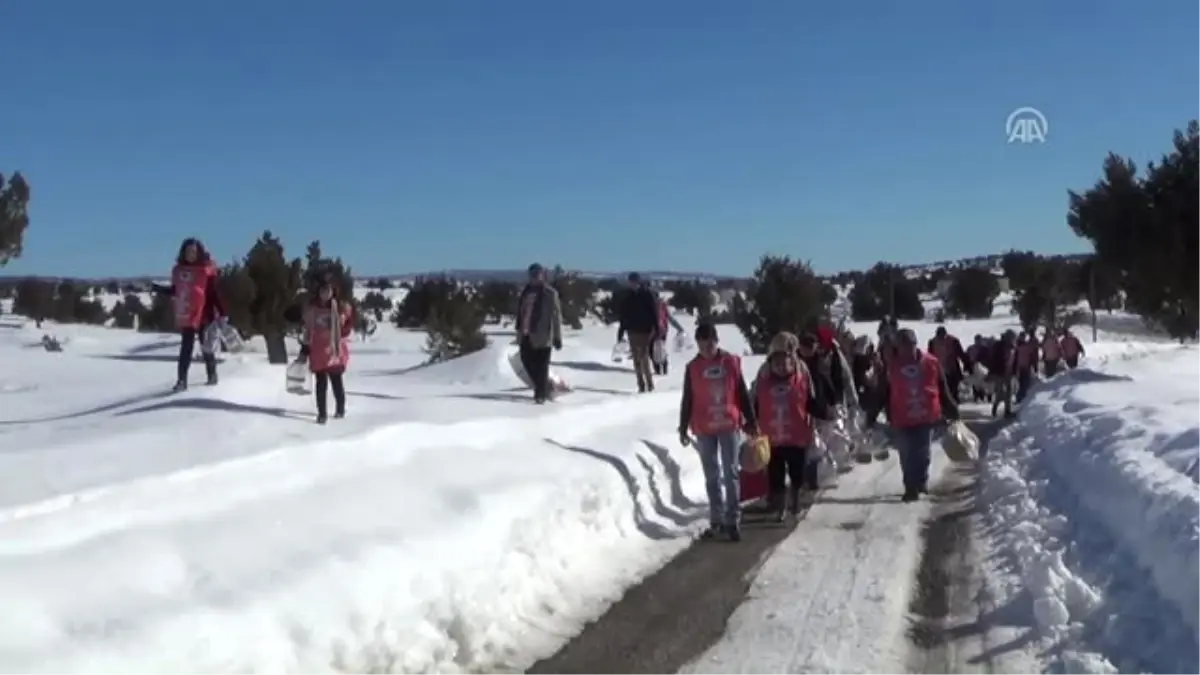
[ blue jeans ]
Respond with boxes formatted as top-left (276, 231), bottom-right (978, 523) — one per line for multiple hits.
top-left (891, 424), bottom-right (934, 491)
top-left (695, 431), bottom-right (742, 527)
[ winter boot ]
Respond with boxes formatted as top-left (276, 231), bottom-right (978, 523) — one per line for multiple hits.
top-left (700, 523), bottom-right (722, 540)
top-left (726, 523), bottom-right (742, 542)
top-left (203, 355), bottom-right (218, 386)
top-left (316, 413), bottom-right (328, 425)
top-left (787, 485), bottom-right (804, 516)
top-left (172, 380), bottom-right (187, 393)
top-left (769, 491), bottom-right (788, 523)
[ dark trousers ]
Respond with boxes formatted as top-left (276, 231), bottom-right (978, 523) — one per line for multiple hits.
top-left (628, 332), bottom-right (655, 391)
top-left (767, 444), bottom-right (818, 495)
top-left (314, 370), bottom-right (345, 417)
top-left (1016, 368), bottom-right (1034, 402)
top-left (892, 424), bottom-right (933, 492)
top-left (1043, 359), bottom-right (1061, 377)
top-left (1065, 355), bottom-right (1080, 369)
top-left (946, 370), bottom-right (963, 403)
top-left (519, 336), bottom-right (553, 400)
top-left (178, 325), bottom-right (216, 383)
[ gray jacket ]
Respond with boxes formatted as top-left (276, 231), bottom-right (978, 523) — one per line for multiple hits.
top-left (515, 283), bottom-right (563, 349)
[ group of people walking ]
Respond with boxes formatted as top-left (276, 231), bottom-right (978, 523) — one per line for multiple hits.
top-left (163, 237), bottom-right (355, 423)
top-left (674, 315), bottom-right (967, 542)
top-left (675, 312), bottom-right (1091, 544)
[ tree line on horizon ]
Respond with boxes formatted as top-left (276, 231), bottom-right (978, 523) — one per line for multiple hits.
top-left (2, 119), bottom-right (1195, 363)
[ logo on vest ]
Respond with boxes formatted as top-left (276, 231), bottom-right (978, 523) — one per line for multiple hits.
top-left (703, 365), bottom-right (726, 379)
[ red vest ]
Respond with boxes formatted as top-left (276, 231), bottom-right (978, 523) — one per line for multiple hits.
top-left (887, 352), bottom-right (943, 428)
top-left (687, 351), bottom-right (744, 435)
top-left (755, 368), bottom-right (815, 447)
top-left (1061, 336), bottom-right (1081, 358)
top-left (171, 262), bottom-right (215, 330)
top-left (1042, 336), bottom-right (1061, 360)
top-left (656, 301), bottom-right (669, 334)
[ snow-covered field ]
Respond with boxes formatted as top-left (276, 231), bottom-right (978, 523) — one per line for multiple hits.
top-left (0, 316), bottom-right (711, 673)
top-left (0, 291), bottom-right (1192, 674)
top-left (982, 343), bottom-right (1199, 673)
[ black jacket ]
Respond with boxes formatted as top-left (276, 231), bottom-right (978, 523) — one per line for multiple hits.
top-left (801, 351), bottom-right (845, 410)
top-left (617, 286), bottom-right (660, 340)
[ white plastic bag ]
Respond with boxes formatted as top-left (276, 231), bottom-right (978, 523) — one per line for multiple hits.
top-left (818, 413), bottom-right (855, 472)
top-left (966, 362), bottom-right (991, 393)
top-left (652, 339), bottom-right (666, 365)
top-left (285, 361), bottom-right (310, 395)
top-left (672, 331), bottom-right (691, 353)
top-left (200, 322), bottom-right (221, 355)
top-left (808, 434), bottom-right (840, 488)
top-left (942, 420), bottom-right (980, 463)
top-left (507, 349), bottom-right (572, 397)
top-left (611, 342), bottom-right (630, 363)
top-left (217, 319), bottom-right (245, 353)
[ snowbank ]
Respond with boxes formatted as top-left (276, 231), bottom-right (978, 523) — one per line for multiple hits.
top-left (0, 317), bottom-right (721, 674)
top-left (0, 401), bottom-right (705, 673)
top-left (983, 345), bottom-right (1199, 673)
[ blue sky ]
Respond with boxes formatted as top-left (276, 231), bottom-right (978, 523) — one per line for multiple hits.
top-left (2, 1), bottom-right (1195, 278)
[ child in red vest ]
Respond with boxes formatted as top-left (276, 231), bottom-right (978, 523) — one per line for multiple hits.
top-left (752, 334), bottom-right (831, 521)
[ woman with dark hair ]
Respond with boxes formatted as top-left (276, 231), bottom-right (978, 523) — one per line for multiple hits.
top-left (302, 275), bottom-right (354, 423)
top-left (153, 238), bottom-right (226, 392)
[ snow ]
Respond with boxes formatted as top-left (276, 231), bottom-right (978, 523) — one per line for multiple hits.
top-left (0, 315), bottom-right (727, 673)
top-left (0, 290), bottom-right (1190, 674)
top-left (681, 442), bottom-right (952, 674)
top-left (982, 343), bottom-right (1199, 673)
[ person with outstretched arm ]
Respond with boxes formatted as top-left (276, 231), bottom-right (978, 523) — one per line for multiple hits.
top-left (152, 237), bottom-right (226, 391)
top-left (678, 323), bottom-right (757, 542)
top-left (866, 328), bottom-right (959, 502)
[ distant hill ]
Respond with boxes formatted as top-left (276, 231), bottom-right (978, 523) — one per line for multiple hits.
top-left (0, 252), bottom-right (1093, 287)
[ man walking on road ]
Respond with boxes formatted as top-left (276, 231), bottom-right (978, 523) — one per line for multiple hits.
top-left (515, 263), bottom-right (564, 404)
top-left (617, 272), bottom-right (660, 393)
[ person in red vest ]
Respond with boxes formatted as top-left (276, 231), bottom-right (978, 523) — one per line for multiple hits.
top-left (752, 334), bottom-right (831, 521)
top-left (1041, 328), bottom-right (1064, 376)
top-left (1060, 329), bottom-right (1085, 369)
top-left (153, 238), bottom-right (226, 392)
top-left (868, 328), bottom-right (959, 502)
top-left (678, 323), bottom-right (757, 542)
top-left (302, 276), bottom-right (355, 424)
top-left (928, 325), bottom-right (969, 402)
